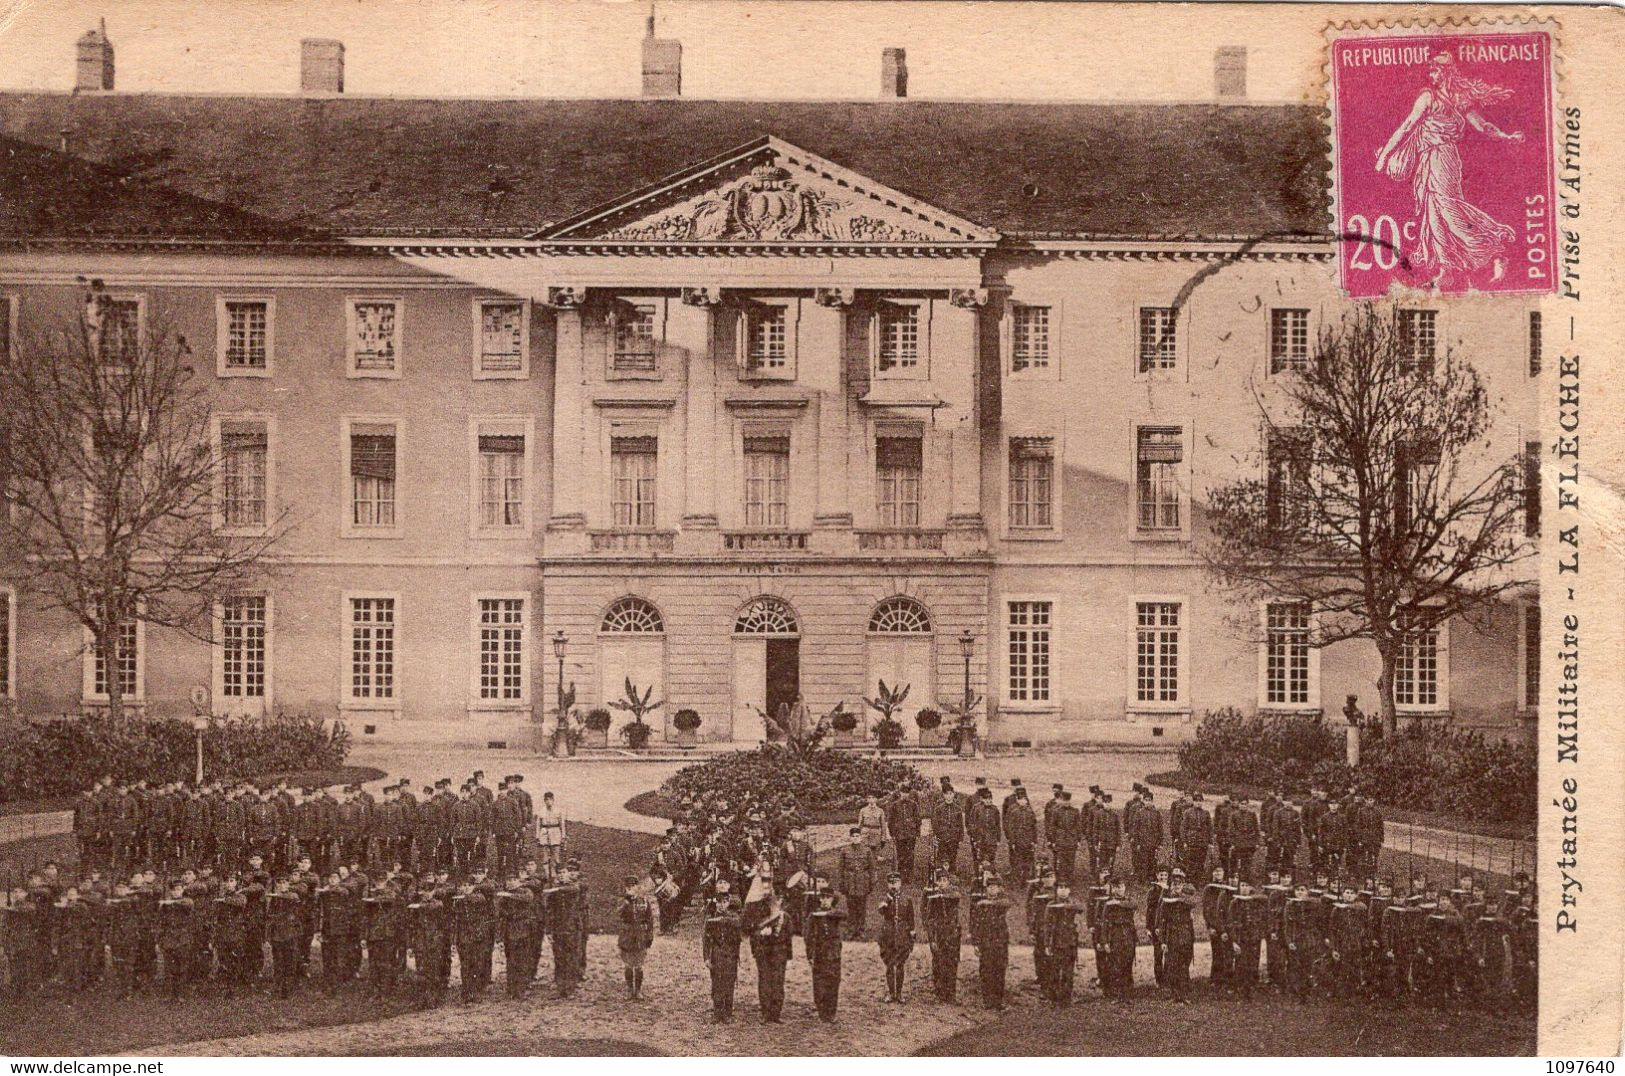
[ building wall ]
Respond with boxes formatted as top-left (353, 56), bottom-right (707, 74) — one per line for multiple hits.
top-left (0, 244), bottom-right (1539, 742)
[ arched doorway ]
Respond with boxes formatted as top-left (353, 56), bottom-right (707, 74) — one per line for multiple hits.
top-left (731, 596), bottom-right (800, 744)
top-left (599, 596), bottom-right (667, 742)
top-left (866, 596), bottom-right (934, 742)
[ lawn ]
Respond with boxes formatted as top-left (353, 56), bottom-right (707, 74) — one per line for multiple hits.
top-left (918, 987), bottom-right (1535, 1056)
top-left (1144, 770), bottom-right (1533, 841)
top-left (0, 766), bottom-right (388, 819)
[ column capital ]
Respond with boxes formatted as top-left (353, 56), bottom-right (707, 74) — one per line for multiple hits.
top-left (680, 286), bottom-right (725, 307)
top-left (948, 287), bottom-right (989, 309)
top-left (544, 286), bottom-right (588, 309)
top-left (813, 287), bottom-right (855, 308)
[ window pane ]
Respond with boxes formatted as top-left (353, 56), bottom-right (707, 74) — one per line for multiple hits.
top-left (878, 305), bottom-right (920, 374)
top-left (478, 597), bottom-right (525, 701)
top-left (1009, 438), bottom-right (1054, 529)
top-left (613, 302), bottom-right (659, 371)
top-left (222, 424), bottom-right (268, 527)
top-left (225, 301), bottom-right (268, 369)
top-left (1270, 308), bottom-right (1309, 374)
top-left (1007, 600), bottom-right (1052, 702)
top-left (1395, 610), bottom-right (1439, 708)
top-left (352, 301), bottom-right (397, 370)
top-left (94, 618), bottom-right (138, 698)
top-left (1136, 427), bottom-right (1183, 530)
top-left (1138, 307), bottom-right (1177, 372)
top-left (747, 307), bottom-right (788, 372)
top-left (350, 597), bottom-right (395, 700)
top-left (1398, 309), bottom-right (1437, 374)
top-left (479, 435), bottom-right (525, 528)
top-left (221, 596), bottom-right (267, 699)
top-left (1265, 602), bottom-right (1310, 705)
top-left (1135, 601), bottom-right (1181, 703)
top-left (876, 437), bottom-right (923, 527)
top-left (743, 437), bottom-right (789, 527)
top-left (1012, 305), bottom-right (1050, 371)
top-left (480, 302), bottom-right (524, 372)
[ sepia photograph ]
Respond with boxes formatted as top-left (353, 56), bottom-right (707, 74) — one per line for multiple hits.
top-left (0, 0), bottom-right (1619, 1062)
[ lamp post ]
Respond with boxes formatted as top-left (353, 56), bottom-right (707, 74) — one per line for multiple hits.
top-left (956, 629), bottom-right (977, 757)
top-left (552, 629), bottom-right (568, 721)
top-left (957, 629), bottom-right (975, 707)
top-left (191, 716), bottom-right (208, 785)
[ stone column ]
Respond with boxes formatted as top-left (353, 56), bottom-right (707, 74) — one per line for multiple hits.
top-left (808, 289), bottom-right (853, 534)
top-left (675, 289), bottom-right (721, 554)
top-left (546, 288), bottom-right (588, 545)
top-left (942, 289), bottom-right (987, 542)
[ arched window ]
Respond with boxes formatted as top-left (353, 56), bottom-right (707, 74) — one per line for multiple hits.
top-left (601, 596), bottom-right (665, 634)
top-left (868, 596), bottom-right (933, 635)
top-left (733, 596), bottom-right (799, 636)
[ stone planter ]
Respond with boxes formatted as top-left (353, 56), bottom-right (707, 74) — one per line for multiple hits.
top-left (582, 727), bottom-right (609, 749)
top-left (676, 727), bottom-right (698, 749)
top-left (833, 727), bottom-right (859, 747)
top-left (918, 727), bottom-right (945, 748)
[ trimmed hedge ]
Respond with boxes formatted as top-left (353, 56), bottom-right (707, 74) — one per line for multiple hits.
top-left (659, 745), bottom-right (928, 818)
top-left (0, 712), bottom-right (351, 802)
top-left (1175, 708), bottom-right (1535, 823)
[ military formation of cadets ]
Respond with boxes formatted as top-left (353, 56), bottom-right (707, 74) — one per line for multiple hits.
top-left (0, 770), bottom-right (608, 1006)
top-left (4, 770), bottom-right (1539, 1022)
top-left (657, 774), bottom-right (1538, 1022)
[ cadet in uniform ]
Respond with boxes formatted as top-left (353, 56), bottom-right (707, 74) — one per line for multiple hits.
top-left (837, 827), bottom-right (877, 938)
top-left (806, 888), bottom-right (846, 1022)
top-left (923, 866), bottom-right (962, 1002)
top-left (884, 784), bottom-right (920, 884)
top-left (496, 878), bottom-right (538, 999)
top-left (750, 891), bottom-right (791, 1023)
top-left (1282, 881), bottom-right (1318, 1000)
top-left (617, 874), bottom-right (655, 1000)
top-left (158, 881), bottom-right (197, 998)
top-left (875, 872), bottom-right (915, 1002)
top-left (1329, 883), bottom-right (1368, 1000)
top-left (264, 878), bottom-right (304, 998)
top-left (1159, 869), bottom-right (1198, 1001)
top-left (454, 877), bottom-right (495, 1001)
top-left (1003, 784), bottom-right (1038, 887)
top-left (1228, 877), bottom-right (1269, 999)
top-left (1040, 882), bottom-right (1082, 1004)
top-left (1202, 867), bottom-right (1233, 986)
top-left (1099, 877), bottom-right (1138, 1001)
top-left (703, 877), bottom-right (743, 1021)
top-left (1145, 865), bottom-right (1169, 985)
top-left (971, 875), bottom-right (1011, 1009)
top-left (930, 787), bottom-right (965, 876)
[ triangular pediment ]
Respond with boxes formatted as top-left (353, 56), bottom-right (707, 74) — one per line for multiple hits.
top-left (534, 136), bottom-right (997, 245)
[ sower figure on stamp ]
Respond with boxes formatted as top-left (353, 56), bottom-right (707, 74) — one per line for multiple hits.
top-left (703, 877), bottom-right (743, 1022)
top-left (751, 891), bottom-right (791, 1024)
top-left (924, 865), bottom-right (962, 1002)
top-left (876, 871), bottom-right (916, 1002)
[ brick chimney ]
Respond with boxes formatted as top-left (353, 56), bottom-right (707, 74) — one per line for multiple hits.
top-left (641, 10), bottom-right (681, 97)
top-left (301, 38), bottom-right (345, 94)
top-left (1215, 45), bottom-right (1247, 100)
top-left (76, 19), bottom-right (114, 93)
top-left (881, 48), bottom-right (907, 99)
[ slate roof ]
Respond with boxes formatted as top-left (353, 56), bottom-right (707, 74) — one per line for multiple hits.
top-left (0, 93), bottom-right (1330, 243)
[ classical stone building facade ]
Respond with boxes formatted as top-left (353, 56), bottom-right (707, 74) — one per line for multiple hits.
top-left (0, 28), bottom-right (1540, 745)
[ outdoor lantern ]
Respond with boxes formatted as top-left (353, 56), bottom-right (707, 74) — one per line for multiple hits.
top-left (957, 629), bottom-right (975, 660)
top-left (552, 630), bottom-right (568, 659)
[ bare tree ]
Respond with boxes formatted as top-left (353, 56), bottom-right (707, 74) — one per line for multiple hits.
top-left (1, 282), bottom-right (284, 720)
top-left (1201, 303), bottom-right (1533, 736)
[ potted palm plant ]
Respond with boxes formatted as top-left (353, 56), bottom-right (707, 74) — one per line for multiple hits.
top-left (914, 706), bottom-right (944, 748)
top-left (829, 703), bottom-right (859, 747)
top-left (610, 678), bottom-right (662, 751)
top-left (863, 679), bottom-right (910, 751)
top-left (581, 707), bottom-right (612, 749)
top-left (672, 708), bottom-right (702, 748)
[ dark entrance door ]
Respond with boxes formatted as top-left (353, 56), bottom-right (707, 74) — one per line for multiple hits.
top-left (765, 638), bottom-right (801, 731)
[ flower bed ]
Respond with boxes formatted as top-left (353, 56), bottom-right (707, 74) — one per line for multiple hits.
top-left (1174, 707), bottom-right (1535, 824)
top-left (0, 712), bottom-right (351, 802)
top-left (653, 745), bottom-right (928, 821)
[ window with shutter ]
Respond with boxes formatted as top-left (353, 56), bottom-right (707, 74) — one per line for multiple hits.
top-left (221, 423), bottom-right (269, 527)
top-left (1008, 437), bottom-right (1054, 529)
top-left (875, 436), bottom-right (923, 527)
top-left (610, 435), bottom-right (658, 528)
top-left (1136, 427), bottom-right (1184, 531)
top-left (477, 434), bottom-right (525, 528)
top-left (743, 436), bottom-right (790, 526)
top-left (350, 428), bottom-right (396, 528)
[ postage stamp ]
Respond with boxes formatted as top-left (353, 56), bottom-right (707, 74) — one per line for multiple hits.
top-left (1328, 24), bottom-right (1558, 297)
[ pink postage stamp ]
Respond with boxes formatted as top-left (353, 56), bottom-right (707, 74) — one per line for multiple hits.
top-left (1329, 25), bottom-right (1557, 297)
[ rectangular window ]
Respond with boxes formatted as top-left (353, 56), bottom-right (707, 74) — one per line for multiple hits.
top-left (1396, 439), bottom-right (1440, 532)
top-left (1264, 602), bottom-right (1311, 706)
top-left (1011, 305), bottom-right (1051, 372)
top-left (1006, 600), bottom-right (1052, 703)
top-left (1136, 426), bottom-right (1184, 532)
top-left (1522, 602), bottom-right (1540, 710)
top-left (93, 618), bottom-right (139, 699)
top-left (476, 434), bottom-right (526, 528)
top-left (876, 304), bottom-right (921, 377)
top-left (349, 299), bottom-right (400, 375)
top-left (477, 597), bottom-right (526, 703)
top-left (1394, 610), bottom-right (1441, 709)
top-left (742, 435), bottom-right (790, 527)
top-left (1008, 437), bottom-right (1054, 529)
top-left (349, 425), bottom-right (397, 528)
top-left (1269, 308), bottom-right (1311, 374)
top-left (478, 300), bottom-right (525, 374)
top-left (1398, 309), bottom-right (1437, 374)
top-left (221, 422), bottom-right (268, 528)
top-left (223, 300), bottom-right (269, 371)
top-left (97, 298), bottom-right (141, 367)
top-left (875, 436), bottom-right (923, 527)
top-left (1135, 601), bottom-right (1182, 704)
top-left (220, 596), bottom-right (267, 700)
top-left (1266, 427), bottom-right (1312, 532)
top-left (1528, 311), bottom-right (1542, 377)
top-left (745, 306), bottom-right (789, 375)
top-left (610, 435), bottom-right (658, 528)
top-left (1137, 306), bottom-right (1178, 373)
top-left (1524, 440), bottom-right (1541, 537)
top-left (348, 597), bottom-right (396, 701)
top-left (0, 587), bottom-right (12, 699)
top-left (612, 302), bottom-right (660, 373)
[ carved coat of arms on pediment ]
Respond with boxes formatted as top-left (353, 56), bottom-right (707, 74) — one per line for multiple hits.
top-left (603, 161), bottom-right (935, 243)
